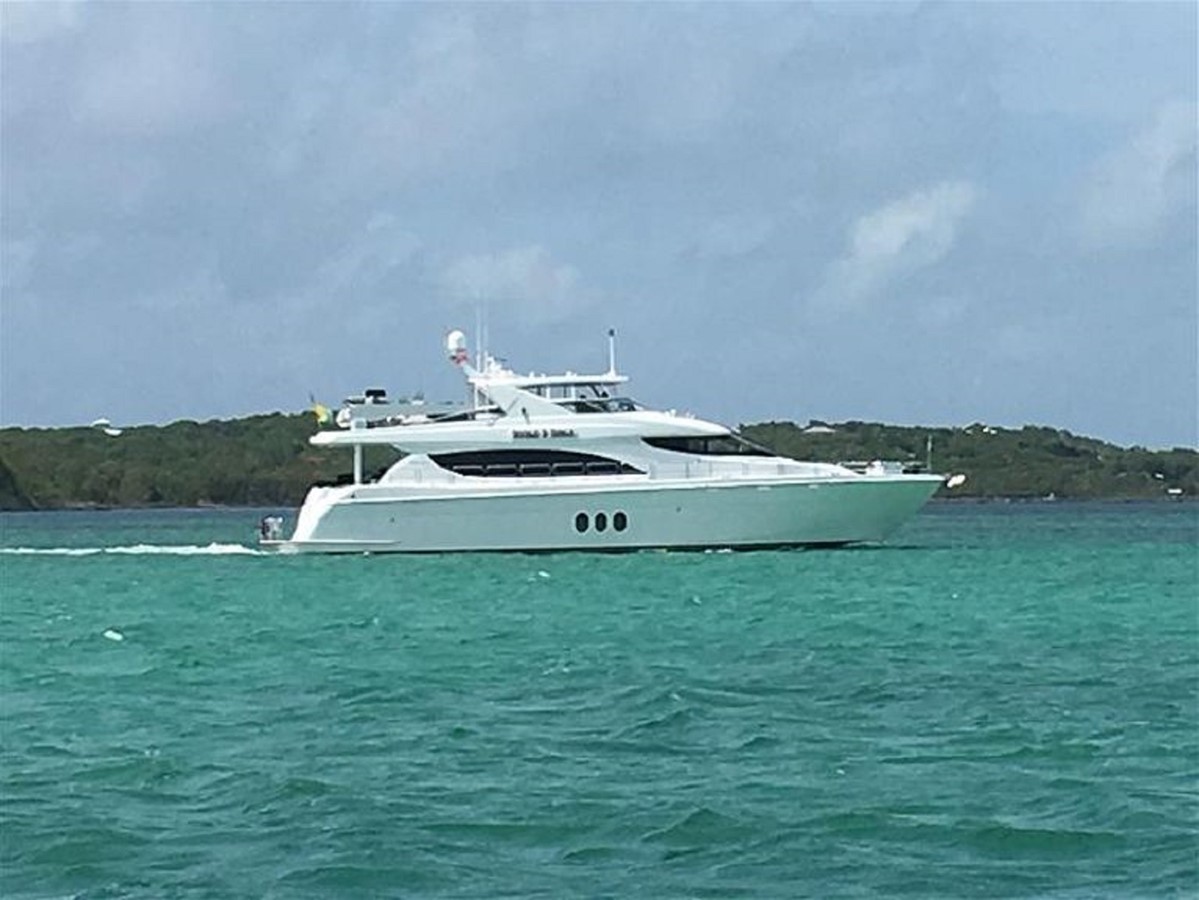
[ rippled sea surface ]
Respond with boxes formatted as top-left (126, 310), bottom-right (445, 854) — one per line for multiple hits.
top-left (1, 503), bottom-right (1196, 898)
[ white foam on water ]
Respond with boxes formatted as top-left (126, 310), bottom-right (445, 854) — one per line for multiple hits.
top-left (0, 543), bottom-right (264, 557)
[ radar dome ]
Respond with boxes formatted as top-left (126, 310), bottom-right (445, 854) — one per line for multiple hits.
top-left (446, 329), bottom-right (469, 364)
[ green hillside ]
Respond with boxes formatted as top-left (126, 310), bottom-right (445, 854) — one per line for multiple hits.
top-left (0, 414), bottom-right (1193, 510)
top-left (0, 414), bottom-right (399, 510)
top-left (741, 421), bottom-right (1196, 501)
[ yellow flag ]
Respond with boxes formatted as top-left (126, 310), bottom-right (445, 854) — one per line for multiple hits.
top-left (309, 394), bottom-right (332, 425)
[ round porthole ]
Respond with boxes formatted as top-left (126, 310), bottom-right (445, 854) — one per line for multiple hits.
top-left (595, 512), bottom-right (608, 532)
top-left (613, 511), bottom-right (628, 532)
top-left (574, 512), bottom-right (589, 533)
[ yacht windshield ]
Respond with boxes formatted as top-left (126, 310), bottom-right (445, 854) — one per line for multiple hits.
top-left (642, 435), bottom-right (779, 457)
top-left (551, 383), bottom-right (642, 413)
top-left (561, 396), bottom-right (642, 414)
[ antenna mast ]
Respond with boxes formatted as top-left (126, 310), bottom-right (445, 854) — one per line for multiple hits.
top-left (607, 328), bottom-right (617, 375)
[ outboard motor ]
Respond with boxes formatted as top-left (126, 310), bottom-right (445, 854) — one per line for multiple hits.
top-left (258, 515), bottom-right (284, 542)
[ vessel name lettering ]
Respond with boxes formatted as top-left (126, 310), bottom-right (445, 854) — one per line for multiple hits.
top-left (512, 428), bottom-right (577, 439)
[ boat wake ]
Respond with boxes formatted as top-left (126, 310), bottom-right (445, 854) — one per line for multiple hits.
top-left (0, 543), bottom-right (264, 557)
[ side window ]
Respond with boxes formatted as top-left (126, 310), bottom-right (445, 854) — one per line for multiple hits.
top-left (431, 449), bottom-right (644, 476)
top-left (574, 511), bottom-right (628, 535)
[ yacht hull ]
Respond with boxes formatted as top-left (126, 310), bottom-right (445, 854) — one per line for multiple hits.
top-left (268, 475), bottom-right (942, 553)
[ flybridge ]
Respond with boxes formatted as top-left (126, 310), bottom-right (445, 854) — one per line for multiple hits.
top-left (475, 369), bottom-right (629, 396)
top-left (328, 329), bottom-right (634, 432)
top-left (450, 327), bottom-right (630, 401)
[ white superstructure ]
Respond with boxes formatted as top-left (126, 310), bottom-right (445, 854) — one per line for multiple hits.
top-left (263, 331), bottom-right (945, 553)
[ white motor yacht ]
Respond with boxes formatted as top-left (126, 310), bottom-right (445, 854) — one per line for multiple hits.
top-left (262, 330), bottom-right (944, 553)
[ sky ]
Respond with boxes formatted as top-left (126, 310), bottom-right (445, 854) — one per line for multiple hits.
top-left (1, 1), bottom-right (1196, 448)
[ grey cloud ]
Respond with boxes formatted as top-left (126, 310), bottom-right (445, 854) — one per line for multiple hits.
top-left (0, 238), bottom-right (36, 293)
top-left (1, 3), bottom-right (1194, 445)
top-left (813, 181), bottom-right (978, 308)
top-left (1077, 100), bottom-right (1198, 249)
top-left (683, 215), bottom-right (777, 261)
top-left (0, 1), bottom-right (80, 46)
top-left (441, 246), bottom-right (597, 325)
top-left (72, 11), bottom-right (228, 136)
top-left (972, 3), bottom-right (1197, 123)
top-left (314, 216), bottom-right (424, 300)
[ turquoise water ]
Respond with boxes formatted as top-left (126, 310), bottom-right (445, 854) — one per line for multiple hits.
top-left (1, 503), bottom-right (1195, 898)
